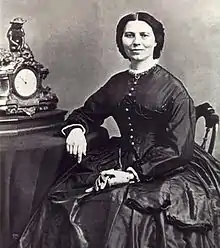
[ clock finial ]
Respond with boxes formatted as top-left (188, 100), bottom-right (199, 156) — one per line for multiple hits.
top-left (7, 17), bottom-right (28, 54)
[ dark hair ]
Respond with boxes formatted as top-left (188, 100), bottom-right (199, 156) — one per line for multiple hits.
top-left (116, 12), bottom-right (165, 59)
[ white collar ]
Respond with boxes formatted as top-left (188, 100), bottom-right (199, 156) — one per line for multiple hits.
top-left (129, 59), bottom-right (159, 74)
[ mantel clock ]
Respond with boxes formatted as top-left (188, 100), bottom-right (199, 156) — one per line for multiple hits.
top-left (0, 17), bottom-right (58, 115)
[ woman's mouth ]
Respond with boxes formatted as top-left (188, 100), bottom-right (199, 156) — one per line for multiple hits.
top-left (130, 49), bottom-right (144, 52)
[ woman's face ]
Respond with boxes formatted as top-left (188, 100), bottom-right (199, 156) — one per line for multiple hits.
top-left (122, 20), bottom-right (157, 62)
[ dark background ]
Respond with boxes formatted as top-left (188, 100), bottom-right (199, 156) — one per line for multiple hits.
top-left (1, 0), bottom-right (220, 158)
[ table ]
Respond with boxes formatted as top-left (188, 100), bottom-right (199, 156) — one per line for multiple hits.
top-left (0, 110), bottom-right (67, 248)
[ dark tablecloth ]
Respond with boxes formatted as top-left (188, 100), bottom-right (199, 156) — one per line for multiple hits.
top-left (0, 132), bottom-right (65, 248)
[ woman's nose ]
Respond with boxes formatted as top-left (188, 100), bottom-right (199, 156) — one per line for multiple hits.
top-left (133, 35), bottom-right (141, 46)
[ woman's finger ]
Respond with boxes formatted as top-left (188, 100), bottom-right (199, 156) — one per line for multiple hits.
top-left (95, 177), bottom-right (100, 191)
top-left (73, 143), bottom-right (78, 156)
top-left (103, 176), bottom-right (109, 189)
top-left (66, 144), bottom-right (70, 153)
top-left (94, 173), bottom-right (113, 192)
top-left (85, 187), bottom-right (94, 193)
top-left (96, 175), bottom-right (105, 191)
top-left (70, 144), bottom-right (74, 155)
top-left (77, 145), bottom-right (83, 163)
top-left (82, 142), bottom-right (87, 156)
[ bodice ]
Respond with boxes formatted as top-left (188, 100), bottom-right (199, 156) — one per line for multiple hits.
top-left (64, 65), bottom-right (195, 178)
top-left (110, 66), bottom-right (192, 158)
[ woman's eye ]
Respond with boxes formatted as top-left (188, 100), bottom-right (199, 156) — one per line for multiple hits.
top-left (140, 33), bottom-right (150, 38)
top-left (124, 33), bottom-right (134, 38)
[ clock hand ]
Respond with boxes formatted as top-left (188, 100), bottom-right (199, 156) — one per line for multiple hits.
top-left (19, 76), bottom-right (28, 84)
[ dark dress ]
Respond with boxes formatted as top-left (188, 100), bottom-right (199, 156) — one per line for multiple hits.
top-left (19, 65), bottom-right (220, 248)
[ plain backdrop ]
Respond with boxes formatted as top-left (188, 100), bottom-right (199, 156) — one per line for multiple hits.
top-left (1, 0), bottom-right (220, 158)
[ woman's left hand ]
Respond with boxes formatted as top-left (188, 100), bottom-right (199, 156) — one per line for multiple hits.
top-left (93, 169), bottom-right (134, 191)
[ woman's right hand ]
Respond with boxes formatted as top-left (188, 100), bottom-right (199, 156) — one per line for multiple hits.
top-left (66, 128), bottom-right (87, 163)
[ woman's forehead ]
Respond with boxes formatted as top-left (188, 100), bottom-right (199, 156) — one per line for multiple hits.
top-left (124, 20), bottom-right (153, 33)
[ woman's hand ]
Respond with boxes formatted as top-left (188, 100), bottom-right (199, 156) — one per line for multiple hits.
top-left (94, 169), bottom-right (134, 191)
top-left (103, 169), bottom-right (134, 186)
top-left (66, 128), bottom-right (87, 163)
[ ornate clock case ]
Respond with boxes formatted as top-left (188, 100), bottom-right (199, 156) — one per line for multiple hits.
top-left (0, 17), bottom-right (65, 136)
top-left (0, 50), bottom-right (58, 115)
top-left (0, 17), bottom-right (58, 116)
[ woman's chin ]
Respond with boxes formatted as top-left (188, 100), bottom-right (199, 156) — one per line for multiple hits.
top-left (130, 55), bottom-right (150, 62)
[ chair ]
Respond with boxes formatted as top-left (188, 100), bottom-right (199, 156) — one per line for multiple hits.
top-left (195, 102), bottom-right (219, 154)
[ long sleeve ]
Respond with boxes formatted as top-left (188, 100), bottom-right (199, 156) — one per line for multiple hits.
top-left (132, 93), bottom-right (196, 181)
top-left (62, 79), bottom-right (115, 136)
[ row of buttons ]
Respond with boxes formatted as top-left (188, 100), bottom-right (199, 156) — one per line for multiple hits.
top-left (125, 76), bottom-right (139, 146)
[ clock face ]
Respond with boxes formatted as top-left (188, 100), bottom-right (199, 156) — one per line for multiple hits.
top-left (14, 68), bottom-right (38, 98)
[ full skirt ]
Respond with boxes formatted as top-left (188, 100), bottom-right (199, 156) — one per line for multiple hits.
top-left (19, 141), bottom-right (220, 248)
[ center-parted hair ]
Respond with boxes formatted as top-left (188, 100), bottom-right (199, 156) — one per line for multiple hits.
top-left (116, 12), bottom-right (165, 59)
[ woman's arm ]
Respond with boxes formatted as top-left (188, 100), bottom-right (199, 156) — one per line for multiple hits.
top-left (61, 78), bottom-right (114, 162)
top-left (131, 94), bottom-right (196, 181)
top-left (62, 79), bottom-right (114, 137)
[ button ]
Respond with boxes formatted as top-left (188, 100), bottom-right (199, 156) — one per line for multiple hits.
top-left (130, 128), bottom-right (134, 132)
top-left (128, 123), bottom-right (132, 126)
top-left (125, 108), bottom-right (129, 111)
top-left (134, 81), bottom-right (137, 85)
top-left (131, 87), bottom-right (134, 91)
top-left (130, 135), bottom-right (134, 139)
top-left (128, 116), bottom-right (131, 120)
top-left (131, 142), bottom-right (135, 145)
top-left (128, 93), bottom-right (132, 96)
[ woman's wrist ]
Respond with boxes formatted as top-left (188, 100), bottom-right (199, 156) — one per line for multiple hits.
top-left (61, 124), bottom-right (86, 136)
top-left (126, 167), bottom-right (140, 182)
top-left (126, 171), bottom-right (135, 181)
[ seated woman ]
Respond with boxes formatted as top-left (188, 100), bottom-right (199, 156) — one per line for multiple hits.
top-left (20, 12), bottom-right (220, 248)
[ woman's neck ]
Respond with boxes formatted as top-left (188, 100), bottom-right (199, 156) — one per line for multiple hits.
top-left (129, 58), bottom-right (158, 73)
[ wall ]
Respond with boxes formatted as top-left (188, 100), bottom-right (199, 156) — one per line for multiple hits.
top-left (1, 0), bottom-right (220, 158)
